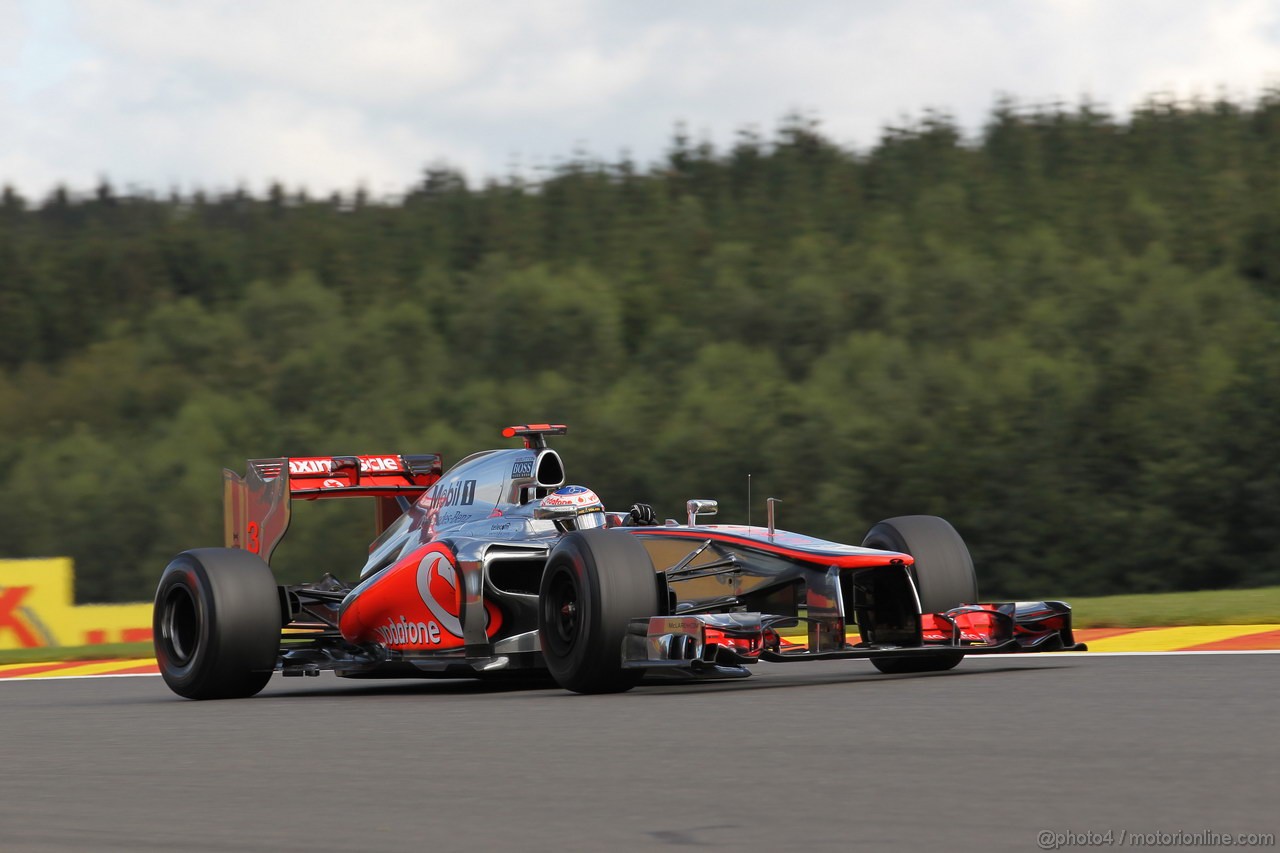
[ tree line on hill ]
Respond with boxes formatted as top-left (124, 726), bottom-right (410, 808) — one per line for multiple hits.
top-left (1, 92), bottom-right (1278, 603)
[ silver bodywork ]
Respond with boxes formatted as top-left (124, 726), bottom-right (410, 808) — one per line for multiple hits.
top-left (274, 436), bottom-right (1082, 682)
top-left (329, 446), bottom-right (572, 674)
top-left (361, 446), bottom-right (566, 579)
top-left (322, 441), bottom-right (908, 676)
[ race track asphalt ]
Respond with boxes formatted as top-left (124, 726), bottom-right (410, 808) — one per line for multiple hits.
top-left (2, 654), bottom-right (1276, 852)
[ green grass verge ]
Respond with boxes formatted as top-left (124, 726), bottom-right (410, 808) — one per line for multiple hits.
top-left (0, 642), bottom-right (154, 666)
top-left (1071, 586), bottom-right (1280, 628)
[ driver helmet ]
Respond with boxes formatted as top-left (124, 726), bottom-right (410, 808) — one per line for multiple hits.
top-left (540, 485), bottom-right (607, 531)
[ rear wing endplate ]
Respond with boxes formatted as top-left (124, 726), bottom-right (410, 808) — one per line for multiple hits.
top-left (223, 454), bottom-right (442, 563)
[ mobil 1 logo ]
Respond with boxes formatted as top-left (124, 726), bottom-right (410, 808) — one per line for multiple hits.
top-left (440, 479), bottom-right (477, 508)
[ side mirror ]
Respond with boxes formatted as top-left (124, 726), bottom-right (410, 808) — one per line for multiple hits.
top-left (686, 499), bottom-right (718, 527)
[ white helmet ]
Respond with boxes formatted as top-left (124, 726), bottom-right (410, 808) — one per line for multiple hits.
top-left (536, 485), bottom-right (607, 531)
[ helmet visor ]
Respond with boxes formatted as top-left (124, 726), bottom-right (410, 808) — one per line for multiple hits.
top-left (575, 508), bottom-right (607, 530)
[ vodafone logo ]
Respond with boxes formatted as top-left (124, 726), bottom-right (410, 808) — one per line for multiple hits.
top-left (375, 616), bottom-right (441, 647)
top-left (416, 552), bottom-right (463, 638)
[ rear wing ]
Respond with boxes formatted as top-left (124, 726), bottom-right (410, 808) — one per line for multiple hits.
top-left (223, 454), bottom-right (443, 564)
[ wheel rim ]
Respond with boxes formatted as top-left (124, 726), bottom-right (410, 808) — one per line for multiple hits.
top-left (543, 566), bottom-right (580, 657)
top-left (161, 584), bottom-right (200, 665)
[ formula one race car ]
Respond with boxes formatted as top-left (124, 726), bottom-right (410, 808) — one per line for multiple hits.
top-left (153, 424), bottom-right (1084, 699)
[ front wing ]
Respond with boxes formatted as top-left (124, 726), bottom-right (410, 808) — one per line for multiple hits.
top-left (622, 601), bottom-right (1085, 679)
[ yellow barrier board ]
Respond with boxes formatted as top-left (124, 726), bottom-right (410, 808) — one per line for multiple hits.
top-left (0, 558), bottom-right (152, 650)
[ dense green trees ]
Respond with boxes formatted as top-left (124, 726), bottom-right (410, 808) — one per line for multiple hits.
top-left (1, 93), bottom-right (1277, 601)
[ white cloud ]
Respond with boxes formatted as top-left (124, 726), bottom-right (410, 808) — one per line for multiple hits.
top-left (1028, 0), bottom-right (1280, 105)
top-left (1124, 0), bottom-right (1280, 102)
top-left (2, 0), bottom-right (1278, 198)
top-left (452, 24), bottom-right (677, 118)
top-left (0, 4), bottom-right (25, 70)
top-left (78, 0), bottom-right (502, 104)
top-left (121, 93), bottom-right (453, 196)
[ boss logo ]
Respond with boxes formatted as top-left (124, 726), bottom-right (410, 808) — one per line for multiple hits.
top-left (511, 460), bottom-right (534, 478)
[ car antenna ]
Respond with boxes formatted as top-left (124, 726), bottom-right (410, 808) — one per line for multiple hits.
top-left (747, 473), bottom-right (752, 529)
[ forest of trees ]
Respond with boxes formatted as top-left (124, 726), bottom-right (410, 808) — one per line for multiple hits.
top-left (1, 92), bottom-right (1278, 603)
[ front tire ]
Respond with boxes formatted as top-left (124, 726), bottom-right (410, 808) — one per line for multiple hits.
top-left (153, 548), bottom-right (281, 699)
top-left (862, 515), bottom-right (977, 614)
top-left (538, 529), bottom-right (661, 694)
top-left (862, 515), bottom-right (976, 675)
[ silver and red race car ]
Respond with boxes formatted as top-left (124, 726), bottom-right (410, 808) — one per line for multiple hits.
top-left (153, 424), bottom-right (1084, 699)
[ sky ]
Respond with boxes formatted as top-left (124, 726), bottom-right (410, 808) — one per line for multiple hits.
top-left (1, 0), bottom-right (1278, 200)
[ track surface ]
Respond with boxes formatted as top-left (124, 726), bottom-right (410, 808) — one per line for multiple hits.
top-left (3, 655), bottom-right (1276, 852)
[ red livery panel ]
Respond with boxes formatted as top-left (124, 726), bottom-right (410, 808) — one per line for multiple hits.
top-left (338, 544), bottom-right (502, 651)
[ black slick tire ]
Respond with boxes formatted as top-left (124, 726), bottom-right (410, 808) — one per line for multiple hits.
top-left (538, 529), bottom-right (660, 694)
top-left (153, 548), bottom-right (281, 699)
top-left (862, 515), bottom-right (977, 675)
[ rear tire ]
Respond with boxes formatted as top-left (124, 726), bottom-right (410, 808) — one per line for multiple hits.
top-left (153, 548), bottom-right (281, 699)
top-left (862, 515), bottom-right (976, 675)
top-left (538, 529), bottom-right (661, 694)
